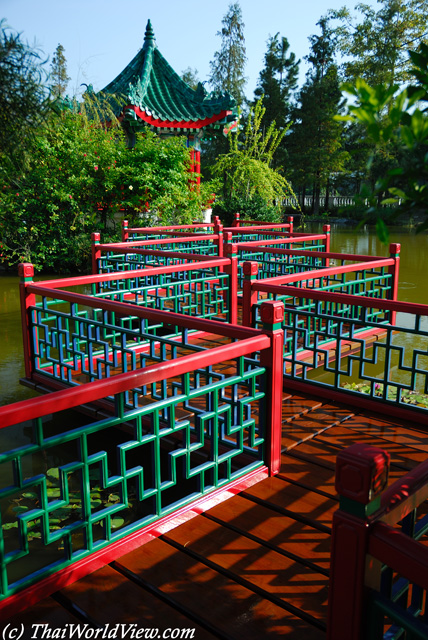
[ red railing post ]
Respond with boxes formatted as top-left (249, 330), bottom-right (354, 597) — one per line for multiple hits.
top-left (223, 230), bottom-right (233, 257)
top-left (224, 243), bottom-right (238, 324)
top-left (91, 232), bottom-right (101, 275)
top-left (327, 443), bottom-right (390, 640)
top-left (18, 263), bottom-right (36, 380)
top-left (122, 219), bottom-right (129, 242)
top-left (388, 243), bottom-right (401, 324)
top-left (233, 212), bottom-right (240, 228)
top-left (259, 300), bottom-right (284, 476)
top-left (242, 261), bottom-right (259, 327)
top-left (287, 215), bottom-right (294, 236)
top-left (214, 221), bottom-right (224, 259)
top-left (323, 224), bottom-right (331, 267)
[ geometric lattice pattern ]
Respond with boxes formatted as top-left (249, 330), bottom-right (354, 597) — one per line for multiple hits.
top-left (282, 302), bottom-right (428, 415)
top-left (365, 495), bottom-right (428, 637)
top-left (0, 353), bottom-right (265, 599)
top-left (92, 268), bottom-right (229, 321)
top-left (237, 240), bottom-right (329, 287)
top-left (32, 294), bottom-right (227, 389)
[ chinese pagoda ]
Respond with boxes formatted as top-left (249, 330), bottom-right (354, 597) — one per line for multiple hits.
top-left (100, 20), bottom-right (238, 182)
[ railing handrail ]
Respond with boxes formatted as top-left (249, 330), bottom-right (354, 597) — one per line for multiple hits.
top-left (223, 225), bottom-right (292, 233)
top-left (250, 284), bottom-right (428, 316)
top-left (252, 259), bottom-right (395, 289)
top-left (96, 245), bottom-right (220, 262)
top-left (368, 522), bottom-right (428, 591)
top-left (105, 235), bottom-right (219, 248)
top-left (377, 457), bottom-right (428, 524)
top-left (232, 234), bottom-right (328, 247)
top-left (125, 223), bottom-right (215, 232)
top-left (328, 444), bottom-right (428, 639)
top-left (0, 333), bottom-right (269, 428)
top-left (26, 285), bottom-right (262, 338)
top-left (238, 246), bottom-right (392, 262)
top-left (34, 258), bottom-right (230, 290)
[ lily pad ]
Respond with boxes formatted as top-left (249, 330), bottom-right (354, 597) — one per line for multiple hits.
top-left (47, 488), bottom-right (61, 498)
top-left (12, 505), bottom-right (29, 514)
top-left (2, 522), bottom-right (18, 530)
top-left (110, 517), bottom-right (125, 529)
top-left (28, 531), bottom-right (41, 540)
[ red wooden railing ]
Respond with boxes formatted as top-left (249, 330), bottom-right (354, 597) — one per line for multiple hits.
top-left (1, 286), bottom-right (285, 616)
top-left (328, 443), bottom-right (428, 639)
top-left (241, 244), bottom-right (400, 327)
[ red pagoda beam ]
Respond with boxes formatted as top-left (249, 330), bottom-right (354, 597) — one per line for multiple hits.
top-left (125, 105), bottom-right (232, 130)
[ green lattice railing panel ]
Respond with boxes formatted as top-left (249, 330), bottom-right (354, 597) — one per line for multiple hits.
top-left (0, 349), bottom-right (266, 599)
top-left (90, 268), bottom-right (229, 321)
top-left (282, 300), bottom-right (428, 415)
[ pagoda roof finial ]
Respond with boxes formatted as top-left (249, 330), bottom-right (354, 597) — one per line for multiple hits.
top-left (143, 20), bottom-right (156, 49)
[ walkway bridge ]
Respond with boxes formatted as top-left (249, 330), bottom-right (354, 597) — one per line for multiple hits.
top-left (1, 220), bottom-right (427, 638)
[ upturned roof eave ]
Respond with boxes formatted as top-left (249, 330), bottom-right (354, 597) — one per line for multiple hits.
top-left (122, 105), bottom-right (233, 130)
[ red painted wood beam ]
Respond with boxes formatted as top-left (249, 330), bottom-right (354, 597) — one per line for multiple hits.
top-left (124, 105), bottom-right (232, 130)
top-left (0, 334), bottom-right (270, 428)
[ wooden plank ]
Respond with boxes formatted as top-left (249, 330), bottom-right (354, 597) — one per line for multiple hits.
top-left (58, 564), bottom-right (217, 638)
top-left (333, 411), bottom-right (428, 452)
top-left (2, 598), bottom-right (77, 634)
top-left (281, 394), bottom-right (323, 422)
top-left (313, 425), bottom-right (427, 470)
top-left (281, 403), bottom-right (356, 451)
top-left (243, 477), bottom-right (337, 530)
top-left (279, 454), bottom-right (338, 498)
top-left (115, 535), bottom-right (325, 640)
top-left (160, 507), bottom-right (329, 625)
top-left (204, 494), bottom-right (331, 573)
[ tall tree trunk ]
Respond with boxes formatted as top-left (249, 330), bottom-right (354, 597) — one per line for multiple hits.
top-left (301, 184), bottom-right (306, 213)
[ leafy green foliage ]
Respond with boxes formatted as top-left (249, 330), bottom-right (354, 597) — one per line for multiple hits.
top-left (50, 43), bottom-right (70, 97)
top-left (209, 2), bottom-right (247, 107)
top-left (212, 194), bottom-right (282, 226)
top-left (339, 43), bottom-right (428, 235)
top-left (0, 99), bottom-right (211, 272)
top-left (254, 33), bottom-right (299, 130)
top-left (0, 20), bottom-right (51, 171)
top-left (2, 466), bottom-right (132, 543)
top-left (342, 382), bottom-right (428, 407)
top-left (212, 98), bottom-right (297, 214)
top-left (327, 0), bottom-right (428, 86)
top-left (288, 18), bottom-right (348, 215)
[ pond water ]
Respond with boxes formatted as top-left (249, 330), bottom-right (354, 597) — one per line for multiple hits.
top-left (0, 224), bottom-right (427, 407)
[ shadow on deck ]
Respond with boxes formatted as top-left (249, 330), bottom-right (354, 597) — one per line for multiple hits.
top-left (5, 391), bottom-right (428, 639)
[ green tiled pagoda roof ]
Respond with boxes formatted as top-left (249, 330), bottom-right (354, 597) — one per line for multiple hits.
top-left (101, 20), bottom-right (237, 131)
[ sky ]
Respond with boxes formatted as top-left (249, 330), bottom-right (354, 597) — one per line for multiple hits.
top-left (2, 0), bottom-right (379, 97)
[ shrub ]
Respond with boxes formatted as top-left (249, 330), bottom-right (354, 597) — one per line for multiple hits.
top-left (0, 106), bottom-right (212, 272)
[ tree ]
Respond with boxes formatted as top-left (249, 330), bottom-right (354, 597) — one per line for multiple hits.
top-left (209, 2), bottom-right (247, 107)
top-left (254, 33), bottom-right (299, 131)
top-left (288, 18), bottom-right (348, 215)
top-left (0, 20), bottom-right (50, 170)
top-left (181, 67), bottom-right (199, 90)
top-left (211, 97), bottom-right (297, 223)
top-left (0, 99), bottom-right (213, 272)
top-left (50, 43), bottom-right (70, 97)
top-left (338, 43), bottom-right (428, 238)
top-left (328, 0), bottom-right (428, 87)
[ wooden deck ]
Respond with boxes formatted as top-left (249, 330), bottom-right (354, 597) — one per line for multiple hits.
top-left (4, 390), bottom-right (428, 638)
